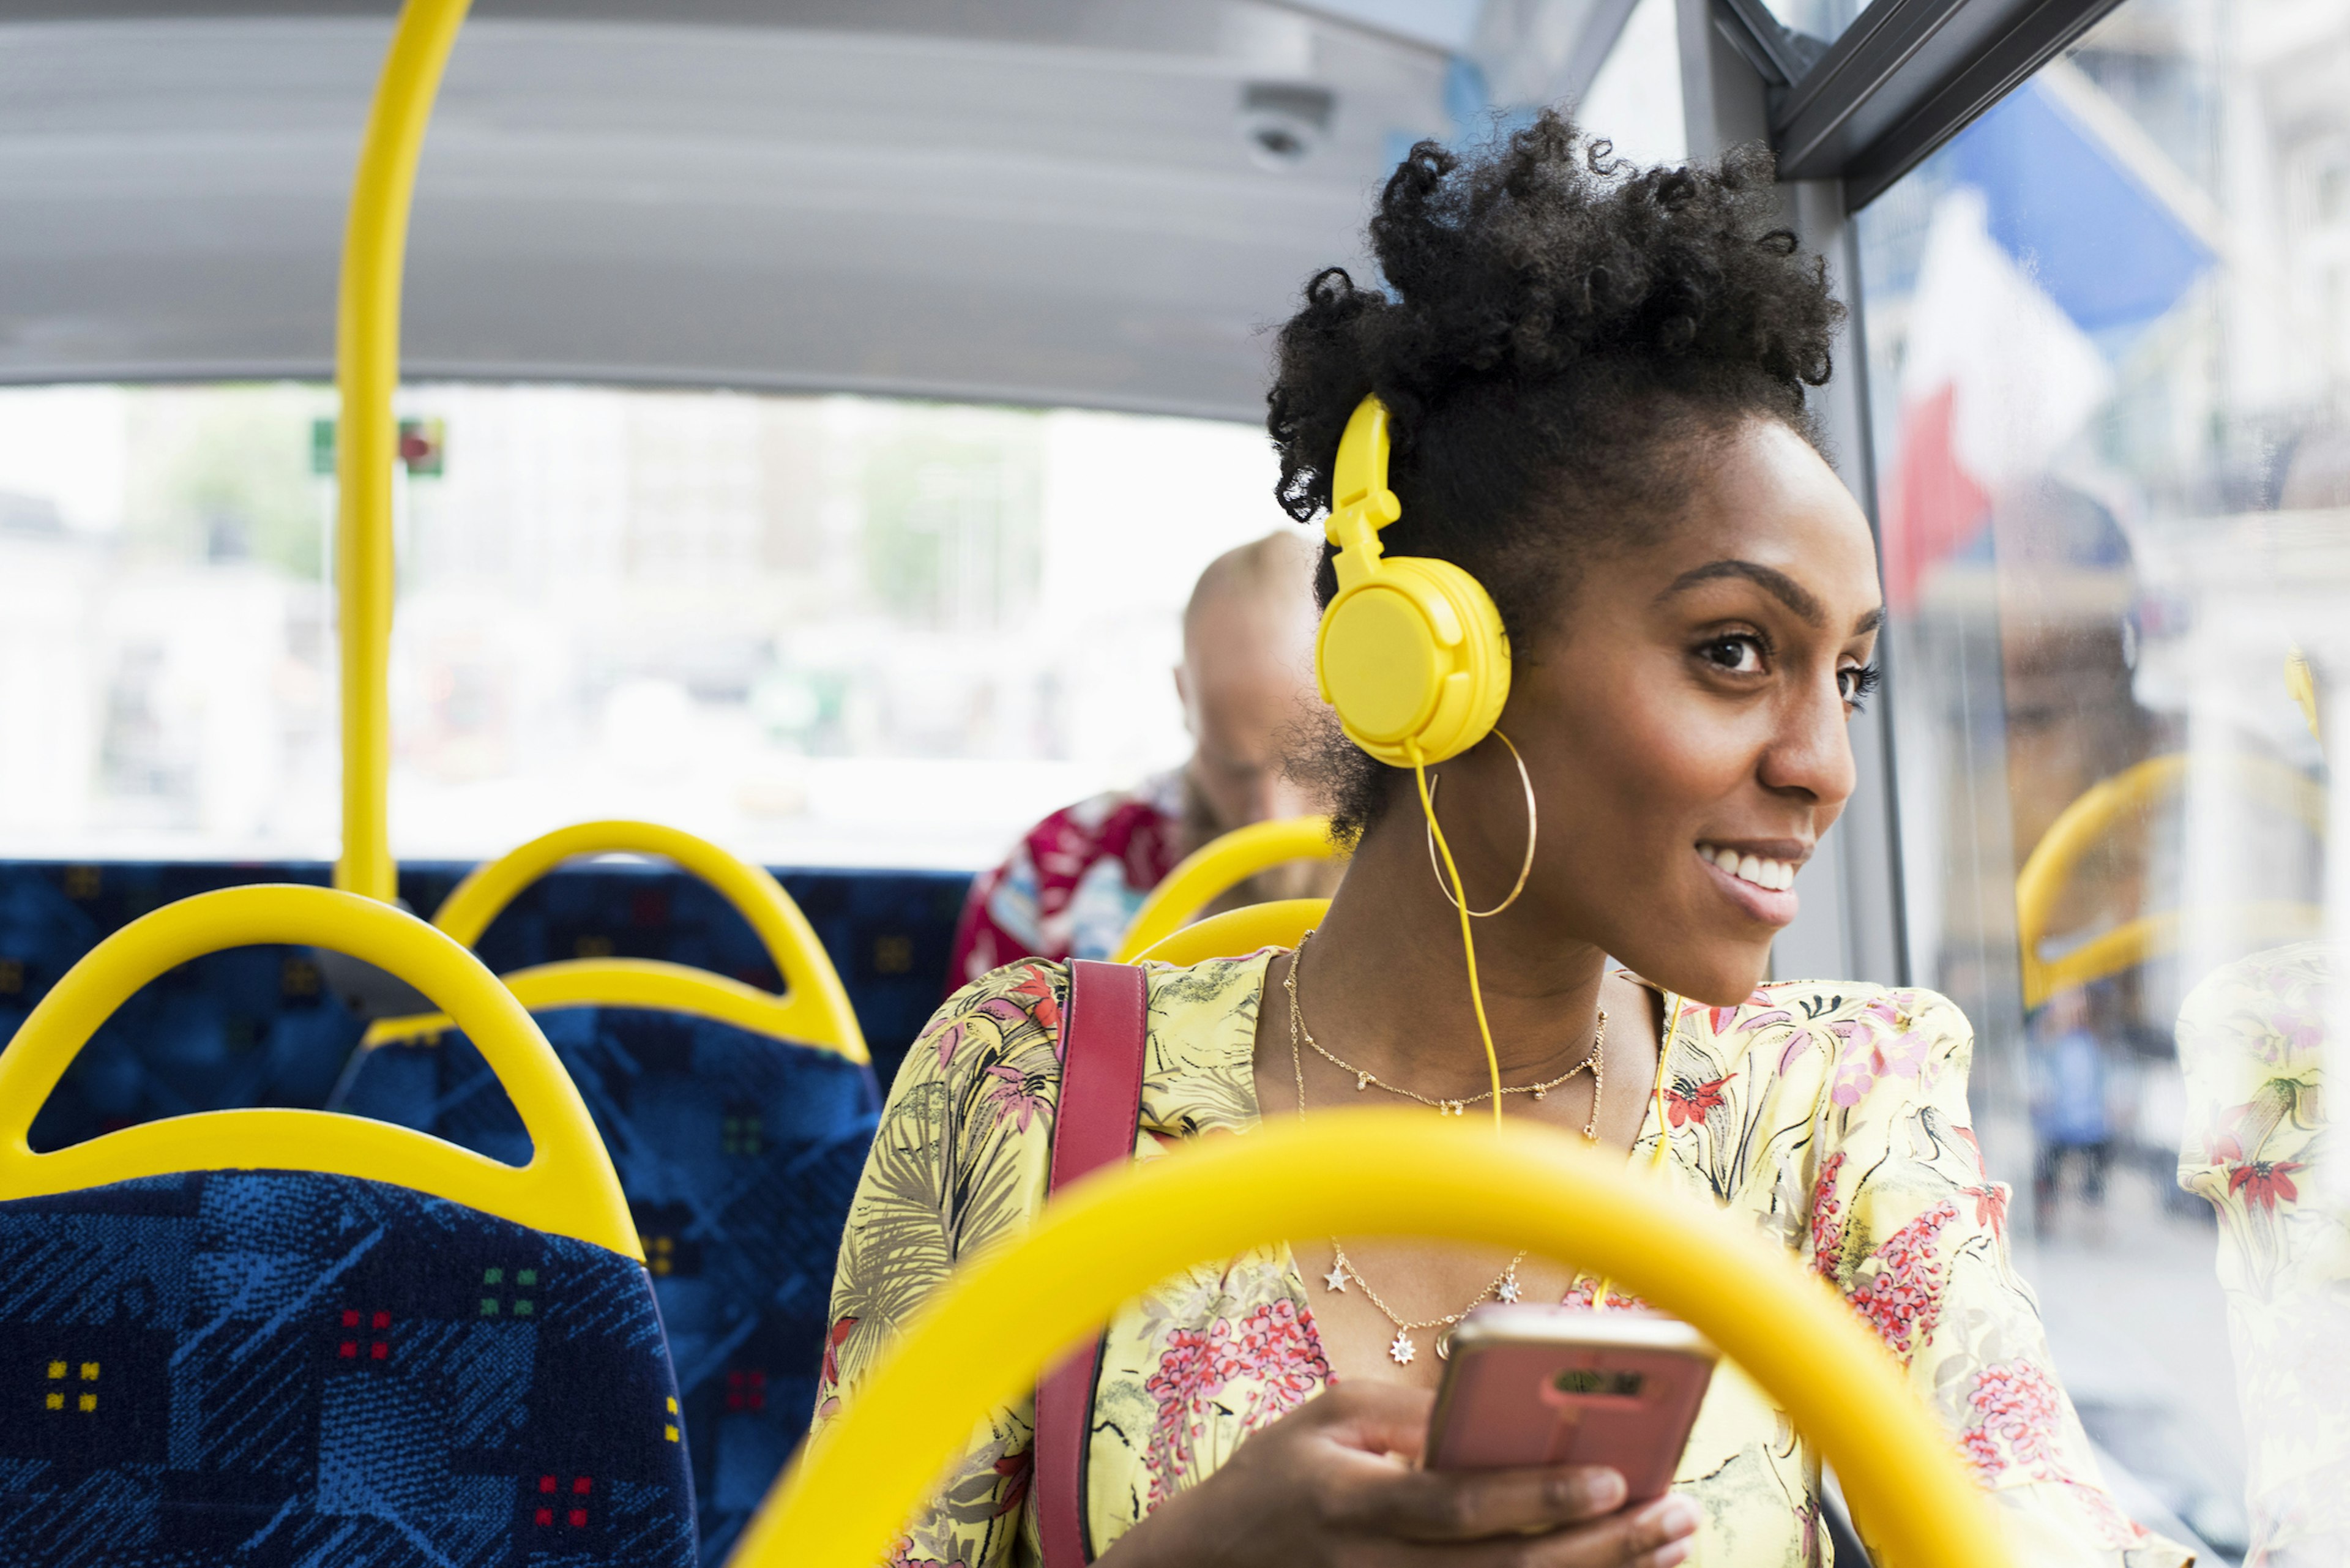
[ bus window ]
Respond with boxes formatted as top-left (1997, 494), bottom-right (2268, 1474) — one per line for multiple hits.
top-left (0, 384), bottom-right (1293, 873)
top-left (1857, 0), bottom-right (2346, 1556)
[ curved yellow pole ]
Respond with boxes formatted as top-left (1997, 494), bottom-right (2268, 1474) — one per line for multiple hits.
top-left (2025, 901), bottom-right (2322, 1010)
top-left (2016, 753), bottom-right (2326, 1009)
top-left (1113, 816), bottom-right (1340, 963)
top-left (335, 0), bottom-right (473, 902)
top-left (737, 1112), bottom-right (2005, 1568)
top-left (433, 819), bottom-right (867, 1059)
top-left (0, 886), bottom-right (638, 1259)
top-left (1133, 898), bottom-right (1328, 966)
top-left (362, 957), bottom-right (864, 1061)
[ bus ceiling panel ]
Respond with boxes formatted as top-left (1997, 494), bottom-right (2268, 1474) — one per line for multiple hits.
top-left (385, 234), bottom-right (1331, 417)
top-left (0, 7), bottom-right (1445, 421)
top-left (0, 20), bottom-right (1429, 172)
top-left (0, 193), bottom-right (1339, 417)
top-left (1760, 0), bottom-right (2127, 203)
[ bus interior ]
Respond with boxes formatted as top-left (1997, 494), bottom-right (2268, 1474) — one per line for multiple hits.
top-left (1, 0), bottom-right (2344, 1562)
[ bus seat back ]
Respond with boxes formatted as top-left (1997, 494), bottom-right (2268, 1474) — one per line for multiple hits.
top-left (0, 1167), bottom-right (693, 1564)
top-left (333, 1004), bottom-right (880, 1562)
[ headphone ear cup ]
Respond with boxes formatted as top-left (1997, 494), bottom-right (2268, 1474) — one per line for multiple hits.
top-left (1315, 556), bottom-right (1510, 768)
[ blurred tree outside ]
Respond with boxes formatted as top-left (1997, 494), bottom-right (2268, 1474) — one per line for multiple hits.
top-left (124, 385), bottom-right (329, 578)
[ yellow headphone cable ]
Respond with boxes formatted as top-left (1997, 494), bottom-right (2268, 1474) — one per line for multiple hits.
top-left (1412, 742), bottom-right (1507, 1130)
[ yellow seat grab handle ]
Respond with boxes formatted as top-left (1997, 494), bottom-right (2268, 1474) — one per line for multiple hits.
top-left (2015, 752), bottom-right (2326, 1010)
top-left (362, 958), bottom-right (855, 1058)
top-left (0, 886), bottom-right (640, 1261)
top-left (737, 1111), bottom-right (2005, 1567)
top-left (1130, 898), bottom-right (1330, 968)
top-left (1112, 816), bottom-right (1341, 963)
top-left (431, 819), bottom-right (867, 1061)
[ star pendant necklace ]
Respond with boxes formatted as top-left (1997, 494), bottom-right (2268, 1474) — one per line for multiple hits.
top-left (1286, 931), bottom-right (1604, 1365)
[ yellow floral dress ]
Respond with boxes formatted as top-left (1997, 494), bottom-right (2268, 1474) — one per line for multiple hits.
top-left (813, 954), bottom-right (2190, 1567)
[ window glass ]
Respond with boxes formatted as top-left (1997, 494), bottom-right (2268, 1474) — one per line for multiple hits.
top-left (1755, 0), bottom-right (1873, 51)
top-left (0, 383), bottom-right (1291, 868)
top-left (1580, 0), bottom-right (1687, 167)
top-left (1857, 0), bottom-right (2345, 1556)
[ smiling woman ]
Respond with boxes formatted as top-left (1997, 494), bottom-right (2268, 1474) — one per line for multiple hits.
top-left (814, 113), bottom-right (2187, 1568)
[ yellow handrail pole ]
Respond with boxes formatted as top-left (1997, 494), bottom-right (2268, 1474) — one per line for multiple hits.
top-left (1113, 816), bottom-right (1341, 962)
top-left (334, 0), bottom-right (474, 902)
top-left (736, 1113), bottom-right (2005, 1568)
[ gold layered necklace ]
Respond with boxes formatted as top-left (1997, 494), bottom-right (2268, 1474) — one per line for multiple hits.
top-left (1286, 929), bottom-right (1606, 1133)
top-left (1285, 931), bottom-right (1607, 1364)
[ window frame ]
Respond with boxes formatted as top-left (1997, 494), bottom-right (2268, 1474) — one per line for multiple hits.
top-left (1708, 0), bottom-right (2132, 206)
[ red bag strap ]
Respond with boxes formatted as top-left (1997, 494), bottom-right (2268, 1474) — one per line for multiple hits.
top-left (1036, 959), bottom-right (1150, 1568)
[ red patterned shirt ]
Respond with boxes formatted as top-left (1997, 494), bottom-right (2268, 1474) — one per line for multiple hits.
top-left (946, 771), bottom-right (1186, 990)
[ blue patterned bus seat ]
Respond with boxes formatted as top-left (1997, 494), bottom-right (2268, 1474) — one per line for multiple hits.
top-left (0, 862), bottom-right (966, 1153)
top-left (0, 863), bottom-right (362, 1155)
top-left (332, 1006), bottom-right (880, 1562)
top-left (0, 1168), bottom-right (695, 1567)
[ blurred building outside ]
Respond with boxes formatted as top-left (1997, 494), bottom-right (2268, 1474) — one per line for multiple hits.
top-left (0, 384), bottom-right (1297, 870)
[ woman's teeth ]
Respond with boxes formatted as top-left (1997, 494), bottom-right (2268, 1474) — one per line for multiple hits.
top-left (1700, 844), bottom-right (1796, 892)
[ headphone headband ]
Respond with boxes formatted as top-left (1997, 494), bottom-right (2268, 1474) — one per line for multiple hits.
top-left (1311, 395), bottom-right (1512, 767)
top-left (1327, 397), bottom-right (1401, 592)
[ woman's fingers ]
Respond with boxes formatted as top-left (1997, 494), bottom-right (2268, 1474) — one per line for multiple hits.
top-left (1411, 1495), bottom-right (1703, 1568)
top-left (1334, 1460), bottom-right (1630, 1541)
top-left (1527, 1496), bottom-right (1701, 1568)
top-left (1303, 1379), bottom-right (1439, 1460)
top-left (1611, 1496), bottom-right (1702, 1566)
top-left (1098, 1383), bottom-right (1704, 1568)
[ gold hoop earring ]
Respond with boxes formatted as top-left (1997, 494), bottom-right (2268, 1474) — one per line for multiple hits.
top-left (1423, 730), bottom-right (1536, 917)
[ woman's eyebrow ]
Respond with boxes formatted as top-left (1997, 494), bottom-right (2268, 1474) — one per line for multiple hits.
top-left (1656, 559), bottom-right (1825, 625)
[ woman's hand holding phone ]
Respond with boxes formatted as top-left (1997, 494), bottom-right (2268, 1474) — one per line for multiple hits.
top-left (1103, 1381), bottom-right (1700, 1568)
top-left (1424, 1308), bottom-right (1718, 1499)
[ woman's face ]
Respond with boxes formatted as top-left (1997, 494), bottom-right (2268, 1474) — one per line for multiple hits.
top-left (1475, 416), bottom-right (1883, 1006)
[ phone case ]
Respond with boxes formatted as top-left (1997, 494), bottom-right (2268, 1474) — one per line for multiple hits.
top-left (1424, 1305), bottom-right (1719, 1501)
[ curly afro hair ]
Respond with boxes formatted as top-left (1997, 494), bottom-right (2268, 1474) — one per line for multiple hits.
top-left (1269, 111), bottom-right (1844, 840)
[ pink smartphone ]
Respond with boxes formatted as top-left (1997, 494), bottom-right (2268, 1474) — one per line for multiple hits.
top-left (1425, 1305), bottom-right (1718, 1501)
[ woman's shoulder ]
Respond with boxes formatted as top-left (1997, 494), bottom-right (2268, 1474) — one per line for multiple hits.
top-left (903, 951), bottom-right (1270, 1105)
top-left (882, 960), bottom-right (1073, 1139)
top-left (1658, 975), bottom-right (1970, 1045)
top-left (1654, 977), bottom-right (1976, 1117)
top-left (1138, 951), bottom-right (1277, 1133)
top-left (938, 957), bottom-right (1070, 1028)
top-left (1140, 949), bottom-right (1277, 1025)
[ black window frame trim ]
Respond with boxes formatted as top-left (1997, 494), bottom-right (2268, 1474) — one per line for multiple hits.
top-left (1721, 0), bottom-right (2132, 206)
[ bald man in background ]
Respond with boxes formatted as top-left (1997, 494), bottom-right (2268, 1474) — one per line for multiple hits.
top-left (946, 531), bottom-right (1336, 989)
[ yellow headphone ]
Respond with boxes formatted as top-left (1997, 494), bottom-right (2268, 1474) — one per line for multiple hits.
top-left (1311, 393), bottom-right (1522, 1129)
top-left (1313, 395), bottom-right (1512, 768)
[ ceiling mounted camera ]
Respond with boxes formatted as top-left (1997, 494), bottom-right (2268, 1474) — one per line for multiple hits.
top-left (1239, 81), bottom-right (1335, 169)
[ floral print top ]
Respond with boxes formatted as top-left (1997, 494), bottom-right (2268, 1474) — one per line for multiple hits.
top-left (814, 954), bottom-right (2190, 1567)
top-left (2175, 941), bottom-right (2350, 1567)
